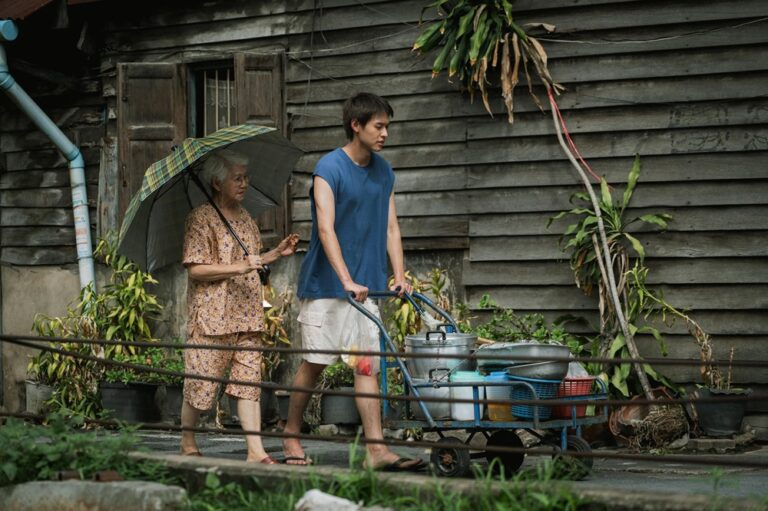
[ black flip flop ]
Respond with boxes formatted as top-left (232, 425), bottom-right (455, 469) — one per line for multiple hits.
top-left (377, 457), bottom-right (425, 472)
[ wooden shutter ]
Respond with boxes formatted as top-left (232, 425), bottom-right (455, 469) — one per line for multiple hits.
top-left (117, 63), bottom-right (186, 225)
top-left (234, 52), bottom-right (288, 249)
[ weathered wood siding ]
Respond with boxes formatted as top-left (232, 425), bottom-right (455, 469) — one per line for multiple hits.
top-left (4, 0), bottom-right (766, 386)
top-left (0, 75), bottom-right (104, 265)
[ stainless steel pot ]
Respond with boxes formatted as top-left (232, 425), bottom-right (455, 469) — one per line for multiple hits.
top-left (411, 379), bottom-right (451, 420)
top-left (404, 330), bottom-right (477, 379)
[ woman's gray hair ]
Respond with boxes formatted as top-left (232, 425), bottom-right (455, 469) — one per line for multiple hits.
top-left (200, 148), bottom-right (249, 188)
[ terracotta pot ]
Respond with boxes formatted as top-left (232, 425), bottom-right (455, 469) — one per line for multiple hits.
top-left (608, 387), bottom-right (675, 446)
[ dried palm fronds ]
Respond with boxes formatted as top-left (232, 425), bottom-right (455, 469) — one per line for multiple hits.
top-left (413, 0), bottom-right (564, 123)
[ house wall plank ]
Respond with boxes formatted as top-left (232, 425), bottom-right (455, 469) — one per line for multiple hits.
top-left (469, 232), bottom-right (768, 262)
top-left (289, 72), bottom-right (768, 129)
top-left (471, 206), bottom-right (768, 237)
top-left (466, 284), bottom-right (768, 311)
top-left (463, 258), bottom-right (768, 286)
top-left (0, 247), bottom-right (77, 266)
top-left (290, 99), bottom-right (768, 153)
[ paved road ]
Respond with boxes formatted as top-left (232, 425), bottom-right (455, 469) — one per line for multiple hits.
top-left (135, 427), bottom-right (768, 502)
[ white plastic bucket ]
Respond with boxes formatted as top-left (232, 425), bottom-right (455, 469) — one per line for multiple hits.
top-left (450, 370), bottom-right (485, 420)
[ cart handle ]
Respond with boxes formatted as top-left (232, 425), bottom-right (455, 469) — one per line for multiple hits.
top-left (345, 290), bottom-right (438, 427)
top-left (345, 290), bottom-right (459, 332)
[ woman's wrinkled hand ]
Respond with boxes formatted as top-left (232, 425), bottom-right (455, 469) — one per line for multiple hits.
top-left (277, 233), bottom-right (300, 257)
top-left (239, 254), bottom-right (263, 274)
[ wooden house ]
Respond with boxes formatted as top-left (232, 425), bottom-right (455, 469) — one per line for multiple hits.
top-left (0, 0), bottom-right (766, 428)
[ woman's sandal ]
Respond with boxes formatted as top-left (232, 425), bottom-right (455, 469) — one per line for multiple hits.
top-left (259, 455), bottom-right (279, 465)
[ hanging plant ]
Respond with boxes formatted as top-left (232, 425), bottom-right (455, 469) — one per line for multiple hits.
top-left (413, 0), bottom-right (563, 123)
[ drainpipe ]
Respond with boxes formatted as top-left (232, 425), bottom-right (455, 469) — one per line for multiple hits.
top-left (0, 20), bottom-right (96, 291)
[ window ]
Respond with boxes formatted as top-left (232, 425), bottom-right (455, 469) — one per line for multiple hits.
top-left (190, 63), bottom-right (236, 136)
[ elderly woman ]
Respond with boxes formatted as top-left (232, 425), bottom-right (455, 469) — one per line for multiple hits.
top-left (180, 148), bottom-right (299, 464)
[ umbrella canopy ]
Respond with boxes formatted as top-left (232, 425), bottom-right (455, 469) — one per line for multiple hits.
top-left (117, 124), bottom-right (303, 272)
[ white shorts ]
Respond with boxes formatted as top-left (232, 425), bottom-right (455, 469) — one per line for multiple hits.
top-left (297, 298), bottom-right (381, 374)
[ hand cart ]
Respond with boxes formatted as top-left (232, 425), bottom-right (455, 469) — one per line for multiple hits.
top-left (347, 291), bottom-right (609, 478)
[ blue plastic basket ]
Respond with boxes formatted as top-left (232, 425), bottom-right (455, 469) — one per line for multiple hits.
top-left (508, 375), bottom-right (559, 419)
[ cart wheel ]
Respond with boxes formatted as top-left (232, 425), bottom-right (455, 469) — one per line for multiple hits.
top-left (430, 437), bottom-right (471, 477)
top-left (552, 435), bottom-right (593, 480)
top-left (485, 430), bottom-right (525, 476)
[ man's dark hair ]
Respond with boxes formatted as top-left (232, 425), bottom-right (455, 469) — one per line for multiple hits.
top-left (342, 92), bottom-right (394, 140)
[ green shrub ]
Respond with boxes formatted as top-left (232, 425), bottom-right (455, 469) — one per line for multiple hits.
top-left (0, 413), bottom-right (168, 486)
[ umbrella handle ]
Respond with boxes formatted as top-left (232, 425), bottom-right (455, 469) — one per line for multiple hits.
top-left (258, 264), bottom-right (270, 285)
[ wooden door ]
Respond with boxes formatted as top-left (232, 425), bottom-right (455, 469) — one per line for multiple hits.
top-left (117, 62), bottom-right (186, 226)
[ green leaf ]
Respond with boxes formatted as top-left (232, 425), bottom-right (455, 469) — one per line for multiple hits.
top-left (413, 21), bottom-right (442, 52)
top-left (500, 0), bottom-right (514, 23)
top-left (448, 34), bottom-right (470, 76)
top-left (608, 334), bottom-right (626, 357)
top-left (431, 29), bottom-right (457, 76)
top-left (600, 178), bottom-right (612, 206)
top-left (611, 370), bottom-right (630, 397)
top-left (2, 462), bottom-right (18, 481)
top-left (642, 363), bottom-right (661, 380)
top-left (623, 233), bottom-right (645, 259)
top-left (456, 6), bottom-right (477, 38)
top-left (622, 154), bottom-right (641, 212)
top-left (106, 325), bottom-right (119, 340)
top-left (467, 10), bottom-right (488, 64)
top-left (619, 362), bottom-right (631, 379)
top-left (638, 214), bottom-right (670, 230)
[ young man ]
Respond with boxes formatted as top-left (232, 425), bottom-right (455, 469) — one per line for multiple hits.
top-left (282, 93), bottom-right (422, 471)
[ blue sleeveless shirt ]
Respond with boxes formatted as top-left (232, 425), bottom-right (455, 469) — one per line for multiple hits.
top-left (297, 148), bottom-right (395, 298)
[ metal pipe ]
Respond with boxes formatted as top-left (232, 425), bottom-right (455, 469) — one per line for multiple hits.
top-left (0, 21), bottom-right (96, 290)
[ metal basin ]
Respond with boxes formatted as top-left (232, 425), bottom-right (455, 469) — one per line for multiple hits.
top-left (476, 342), bottom-right (572, 369)
top-left (506, 360), bottom-right (569, 381)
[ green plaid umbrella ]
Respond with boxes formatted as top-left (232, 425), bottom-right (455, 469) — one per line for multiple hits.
top-left (117, 124), bottom-right (303, 272)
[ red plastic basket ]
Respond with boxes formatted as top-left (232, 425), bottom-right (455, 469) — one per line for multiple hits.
top-left (552, 376), bottom-right (596, 419)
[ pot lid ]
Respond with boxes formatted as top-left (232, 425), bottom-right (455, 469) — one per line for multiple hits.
top-left (405, 330), bottom-right (476, 347)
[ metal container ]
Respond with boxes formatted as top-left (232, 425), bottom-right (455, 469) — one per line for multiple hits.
top-left (505, 360), bottom-right (569, 381)
top-left (404, 330), bottom-right (477, 379)
top-left (411, 378), bottom-right (451, 420)
top-left (476, 341), bottom-right (571, 370)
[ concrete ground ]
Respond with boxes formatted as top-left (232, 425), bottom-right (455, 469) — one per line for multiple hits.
top-left (132, 426), bottom-right (768, 510)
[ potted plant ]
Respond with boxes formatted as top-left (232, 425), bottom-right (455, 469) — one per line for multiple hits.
top-left (100, 344), bottom-right (184, 423)
top-left (690, 345), bottom-right (751, 437)
top-left (24, 350), bottom-right (55, 416)
top-left (27, 233), bottom-right (163, 422)
top-left (29, 308), bottom-right (102, 420)
top-left (258, 285), bottom-right (293, 423)
top-left (318, 362), bottom-right (360, 425)
top-left (155, 340), bottom-right (185, 424)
